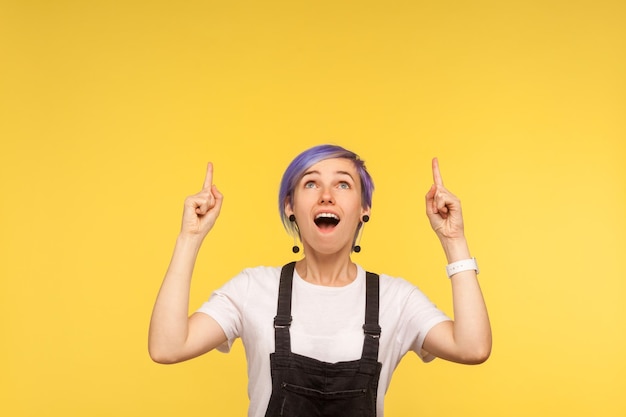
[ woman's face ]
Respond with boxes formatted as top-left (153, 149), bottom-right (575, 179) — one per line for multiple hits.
top-left (286, 158), bottom-right (370, 255)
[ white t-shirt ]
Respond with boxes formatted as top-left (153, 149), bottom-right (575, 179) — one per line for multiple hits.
top-left (197, 264), bottom-right (450, 417)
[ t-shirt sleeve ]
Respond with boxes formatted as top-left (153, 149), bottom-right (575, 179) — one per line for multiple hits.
top-left (196, 270), bottom-right (250, 353)
top-left (399, 282), bottom-right (451, 363)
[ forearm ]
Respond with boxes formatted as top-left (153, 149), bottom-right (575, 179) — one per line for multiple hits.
top-left (148, 234), bottom-right (203, 361)
top-left (443, 237), bottom-right (492, 363)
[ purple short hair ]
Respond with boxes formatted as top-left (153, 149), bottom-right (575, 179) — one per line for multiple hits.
top-left (279, 144), bottom-right (374, 235)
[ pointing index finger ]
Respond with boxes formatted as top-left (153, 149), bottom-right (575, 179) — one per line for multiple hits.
top-left (432, 157), bottom-right (444, 186)
top-left (203, 162), bottom-right (214, 190)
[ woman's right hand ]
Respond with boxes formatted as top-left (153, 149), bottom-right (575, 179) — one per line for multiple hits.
top-left (180, 162), bottom-right (223, 239)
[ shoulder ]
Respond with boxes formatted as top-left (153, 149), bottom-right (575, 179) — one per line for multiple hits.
top-left (209, 265), bottom-right (284, 308)
top-left (363, 267), bottom-right (417, 292)
top-left (362, 267), bottom-right (431, 305)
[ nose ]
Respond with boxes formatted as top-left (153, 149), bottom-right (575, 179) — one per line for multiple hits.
top-left (319, 186), bottom-right (334, 204)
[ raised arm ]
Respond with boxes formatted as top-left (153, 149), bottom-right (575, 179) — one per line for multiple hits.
top-left (148, 163), bottom-right (228, 364)
top-left (422, 158), bottom-right (492, 364)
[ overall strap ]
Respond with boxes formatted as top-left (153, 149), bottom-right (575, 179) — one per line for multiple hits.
top-left (273, 261), bottom-right (296, 354)
top-left (361, 271), bottom-right (381, 362)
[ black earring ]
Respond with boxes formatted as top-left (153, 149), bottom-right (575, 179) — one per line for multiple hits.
top-left (289, 215), bottom-right (300, 253)
top-left (353, 215), bottom-right (370, 253)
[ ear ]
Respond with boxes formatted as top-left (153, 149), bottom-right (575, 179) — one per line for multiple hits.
top-left (284, 197), bottom-right (294, 216)
top-left (361, 206), bottom-right (371, 221)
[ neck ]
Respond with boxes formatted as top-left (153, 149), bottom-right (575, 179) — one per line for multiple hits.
top-left (295, 251), bottom-right (357, 287)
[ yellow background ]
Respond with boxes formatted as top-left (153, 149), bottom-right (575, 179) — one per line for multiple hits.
top-left (1, 1), bottom-right (624, 416)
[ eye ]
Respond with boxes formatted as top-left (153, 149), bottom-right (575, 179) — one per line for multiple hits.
top-left (338, 181), bottom-right (350, 190)
top-left (304, 181), bottom-right (316, 189)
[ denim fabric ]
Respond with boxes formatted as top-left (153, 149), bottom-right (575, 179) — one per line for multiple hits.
top-left (264, 352), bottom-right (381, 417)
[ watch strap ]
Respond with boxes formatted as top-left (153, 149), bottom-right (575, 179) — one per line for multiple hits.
top-left (446, 258), bottom-right (479, 278)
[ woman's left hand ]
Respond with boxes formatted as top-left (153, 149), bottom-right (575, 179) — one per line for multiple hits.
top-left (425, 158), bottom-right (465, 241)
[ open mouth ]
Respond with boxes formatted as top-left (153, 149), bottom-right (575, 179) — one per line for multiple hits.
top-left (314, 212), bottom-right (340, 230)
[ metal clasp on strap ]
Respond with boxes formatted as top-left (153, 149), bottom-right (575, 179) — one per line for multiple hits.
top-left (362, 323), bottom-right (381, 339)
top-left (273, 315), bottom-right (292, 329)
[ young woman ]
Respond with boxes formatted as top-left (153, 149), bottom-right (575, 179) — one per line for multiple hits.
top-left (148, 144), bottom-right (491, 417)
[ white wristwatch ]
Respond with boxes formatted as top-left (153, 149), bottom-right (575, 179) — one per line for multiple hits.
top-left (446, 258), bottom-right (479, 278)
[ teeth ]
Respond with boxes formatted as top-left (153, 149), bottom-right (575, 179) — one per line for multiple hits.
top-left (315, 213), bottom-right (339, 220)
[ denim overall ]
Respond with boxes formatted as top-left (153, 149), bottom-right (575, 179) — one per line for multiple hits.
top-left (264, 262), bottom-right (382, 417)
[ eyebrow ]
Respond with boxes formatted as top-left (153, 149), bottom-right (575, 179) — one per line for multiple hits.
top-left (302, 170), bottom-right (356, 181)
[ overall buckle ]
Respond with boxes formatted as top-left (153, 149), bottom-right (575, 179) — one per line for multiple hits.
top-left (273, 315), bottom-right (292, 329)
top-left (363, 324), bottom-right (381, 338)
